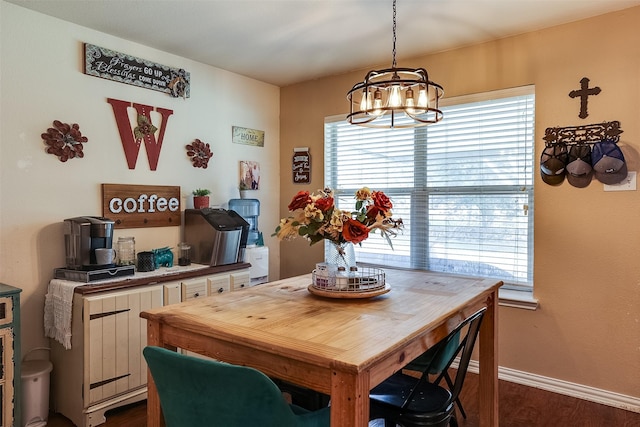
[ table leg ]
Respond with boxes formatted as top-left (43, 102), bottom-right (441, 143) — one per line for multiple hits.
top-left (146, 320), bottom-right (163, 427)
top-left (331, 369), bottom-right (369, 426)
top-left (478, 290), bottom-right (499, 426)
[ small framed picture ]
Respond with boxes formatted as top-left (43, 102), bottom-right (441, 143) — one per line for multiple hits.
top-left (240, 160), bottom-right (260, 190)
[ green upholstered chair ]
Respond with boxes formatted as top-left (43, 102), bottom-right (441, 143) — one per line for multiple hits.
top-left (369, 308), bottom-right (486, 427)
top-left (143, 346), bottom-right (330, 427)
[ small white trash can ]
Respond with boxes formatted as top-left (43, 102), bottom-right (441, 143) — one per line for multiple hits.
top-left (21, 359), bottom-right (53, 427)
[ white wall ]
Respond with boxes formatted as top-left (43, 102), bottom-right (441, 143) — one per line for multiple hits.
top-left (0, 1), bottom-right (281, 355)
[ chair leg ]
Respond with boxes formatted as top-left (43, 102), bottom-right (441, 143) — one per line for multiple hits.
top-left (444, 371), bottom-right (466, 419)
top-left (455, 397), bottom-right (466, 419)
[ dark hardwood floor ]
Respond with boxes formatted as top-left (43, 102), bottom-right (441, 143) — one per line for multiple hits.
top-left (47, 372), bottom-right (640, 426)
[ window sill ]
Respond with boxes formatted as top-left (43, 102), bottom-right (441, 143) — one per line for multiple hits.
top-left (499, 288), bottom-right (538, 310)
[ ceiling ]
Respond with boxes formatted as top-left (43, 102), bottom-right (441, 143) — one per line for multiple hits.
top-left (7, 0), bottom-right (640, 87)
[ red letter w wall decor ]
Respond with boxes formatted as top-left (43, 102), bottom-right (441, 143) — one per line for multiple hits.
top-left (107, 98), bottom-right (174, 170)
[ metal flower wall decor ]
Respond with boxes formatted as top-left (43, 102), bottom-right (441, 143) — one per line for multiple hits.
top-left (186, 138), bottom-right (213, 168)
top-left (133, 114), bottom-right (158, 142)
top-left (41, 120), bottom-right (89, 162)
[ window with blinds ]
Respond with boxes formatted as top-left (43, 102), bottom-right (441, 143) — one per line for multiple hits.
top-left (324, 86), bottom-right (535, 289)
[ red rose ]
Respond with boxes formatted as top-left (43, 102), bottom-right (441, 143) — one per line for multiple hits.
top-left (342, 218), bottom-right (369, 244)
top-left (314, 196), bottom-right (334, 212)
top-left (288, 191), bottom-right (311, 211)
top-left (372, 191), bottom-right (393, 212)
top-left (366, 205), bottom-right (381, 220)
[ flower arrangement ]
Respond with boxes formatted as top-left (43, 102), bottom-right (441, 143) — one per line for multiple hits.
top-left (274, 187), bottom-right (403, 247)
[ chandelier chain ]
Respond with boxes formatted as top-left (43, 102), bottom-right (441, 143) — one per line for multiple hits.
top-left (392, 0), bottom-right (397, 68)
top-left (346, 0), bottom-right (444, 128)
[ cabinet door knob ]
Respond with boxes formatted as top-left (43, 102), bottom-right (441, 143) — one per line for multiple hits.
top-left (194, 292), bottom-right (200, 297)
top-left (217, 288), bottom-right (224, 293)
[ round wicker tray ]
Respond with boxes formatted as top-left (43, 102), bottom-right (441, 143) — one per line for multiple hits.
top-left (309, 266), bottom-right (389, 298)
top-left (307, 283), bottom-right (391, 299)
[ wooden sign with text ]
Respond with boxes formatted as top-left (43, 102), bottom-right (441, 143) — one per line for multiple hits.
top-left (102, 184), bottom-right (181, 229)
top-left (232, 126), bottom-right (264, 147)
top-left (292, 147), bottom-right (311, 184)
top-left (84, 43), bottom-right (190, 98)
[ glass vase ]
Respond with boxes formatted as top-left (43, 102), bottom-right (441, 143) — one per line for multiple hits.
top-left (325, 241), bottom-right (356, 270)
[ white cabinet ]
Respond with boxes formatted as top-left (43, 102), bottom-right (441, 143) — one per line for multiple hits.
top-left (50, 267), bottom-right (251, 427)
top-left (85, 286), bottom-right (163, 406)
top-left (51, 285), bottom-right (163, 427)
top-left (245, 246), bottom-right (269, 285)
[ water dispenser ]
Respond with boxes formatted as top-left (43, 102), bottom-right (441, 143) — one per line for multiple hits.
top-left (228, 198), bottom-right (260, 246)
top-left (228, 198), bottom-right (268, 285)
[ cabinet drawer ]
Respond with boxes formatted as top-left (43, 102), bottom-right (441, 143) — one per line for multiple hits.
top-left (181, 278), bottom-right (209, 301)
top-left (163, 282), bottom-right (181, 306)
top-left (230, 271), bottom-right (251, 291)
top-left (208, 274), bottom-right (231, 296)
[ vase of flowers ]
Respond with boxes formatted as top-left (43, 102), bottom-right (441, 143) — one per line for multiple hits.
top-left (274, 187), bottom-right (403, 268)
top-left (325, 240), bottom-right (357, 270)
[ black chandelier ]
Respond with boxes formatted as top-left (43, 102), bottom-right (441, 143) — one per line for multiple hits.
top-left (347, 0), bottom-right (444, 129)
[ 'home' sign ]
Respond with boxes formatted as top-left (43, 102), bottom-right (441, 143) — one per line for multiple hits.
top-left (102, 184), bottom-right (181, 228)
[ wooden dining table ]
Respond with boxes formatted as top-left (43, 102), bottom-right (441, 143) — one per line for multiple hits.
top-left (140, 268), bottom-right (502, 427)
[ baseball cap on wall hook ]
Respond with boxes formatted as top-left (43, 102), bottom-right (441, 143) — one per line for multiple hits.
top-left (540, 121), bottom-right (625, 187)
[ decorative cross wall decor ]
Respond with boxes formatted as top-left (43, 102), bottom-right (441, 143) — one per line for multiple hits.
top-left (568, 77), bottom-right (601, 119)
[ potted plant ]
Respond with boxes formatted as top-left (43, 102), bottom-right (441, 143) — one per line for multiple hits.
top-left (192, 188), bottom-right (211, 209)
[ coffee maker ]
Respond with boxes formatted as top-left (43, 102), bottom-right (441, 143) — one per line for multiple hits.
top-left (64, 216), bottom-right (115, 270)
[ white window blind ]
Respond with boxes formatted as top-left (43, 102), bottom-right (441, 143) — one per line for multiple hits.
top-left (325, 86), bottom-right (535, 289)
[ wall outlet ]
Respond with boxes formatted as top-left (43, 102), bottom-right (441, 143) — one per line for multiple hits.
top-left (603, 171), bottom-right (636, 191)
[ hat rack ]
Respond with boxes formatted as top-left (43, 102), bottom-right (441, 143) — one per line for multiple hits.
top-left (543, 120), bottom-right (623, 146)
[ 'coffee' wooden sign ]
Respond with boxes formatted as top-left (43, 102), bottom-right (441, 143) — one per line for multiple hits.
top-left (102, 184), bottom-right (181, 228)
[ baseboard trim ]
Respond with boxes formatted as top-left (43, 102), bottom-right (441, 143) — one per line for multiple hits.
top-left (462, 360), bottom-right (640, 413)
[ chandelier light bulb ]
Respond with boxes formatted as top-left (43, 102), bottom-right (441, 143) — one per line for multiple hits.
top-left (388, 84), bottom-right (402, 108)
top-left (373, 89), bottom-right (383, 115)
top-left (417, 87), bottom-right (428, 108)
top-left (405, 87), bottom-right (416, 114)
top-left (360, 89), bottom-right (371, 112)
